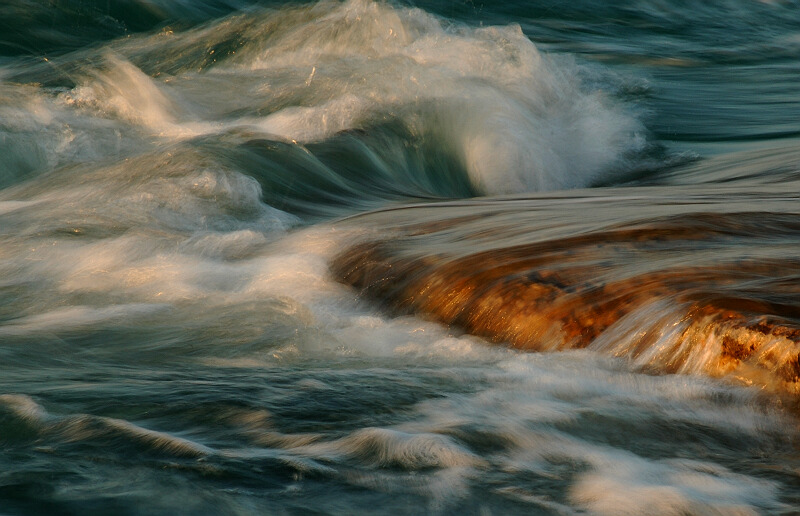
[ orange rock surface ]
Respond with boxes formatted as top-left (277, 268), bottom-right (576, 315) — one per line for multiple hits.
top-left (333, 238), bottom-right (800, 393)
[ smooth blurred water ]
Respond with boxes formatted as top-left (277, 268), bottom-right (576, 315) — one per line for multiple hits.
top-left (0, 1), bottom-right (799, 514)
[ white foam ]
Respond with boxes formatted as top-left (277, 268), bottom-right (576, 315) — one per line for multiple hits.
top-left (58, 55), bottom-right (218, 139)
top-left (0, 394), bottom-right (49, 425)
top-left (384, 351), bottom-right (788, 513)
top-left (52, 415), bottom-right (213, 457)
top-left (310, 427), bottom-right (484, 469)
top-left (0, 395), bottom-right (211, 457)
top-left (61, 55), bottom-right (177, 130)
top-left (0, 82), bottom-right (138, 180)
top-left (203, 346), bottom-right (788, 512)
top-left (2, 0), bottom-right (648, 197)
top-left (0, 200), bottom-right (40, 216)
top-left (221, 0), bottom-right (646, 193)
top-left (571, 452), bottom-right (780, 516)
top-left (255, 94), bottom-right (370, 142)
top-left (61, 0), bottom-right (644, 194)
top-left (0, 304), bottom-right (169, 336)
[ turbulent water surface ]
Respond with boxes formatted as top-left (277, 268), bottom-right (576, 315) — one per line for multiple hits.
top-left (1, 1), bottom-right (800, 514)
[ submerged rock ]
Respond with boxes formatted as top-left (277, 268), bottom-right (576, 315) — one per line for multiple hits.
top-left (333, 214), bottom-right (800, 395)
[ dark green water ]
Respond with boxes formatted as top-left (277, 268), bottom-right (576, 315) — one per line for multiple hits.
top-left (1, 1), bottom-right (799, 514)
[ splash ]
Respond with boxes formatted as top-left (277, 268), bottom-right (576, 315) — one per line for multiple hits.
top-left (7, 0), bottom-right (647, 200)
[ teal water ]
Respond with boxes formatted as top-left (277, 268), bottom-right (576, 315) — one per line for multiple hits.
top-left (1, 1), bottom-right (799, 514)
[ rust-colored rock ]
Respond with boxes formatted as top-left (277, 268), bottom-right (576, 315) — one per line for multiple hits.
top-left (332, 237), bottom-right (800, 395)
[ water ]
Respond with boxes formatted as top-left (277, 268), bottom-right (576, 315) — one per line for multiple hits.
top-left (1, 1), bottom-right (799, 514)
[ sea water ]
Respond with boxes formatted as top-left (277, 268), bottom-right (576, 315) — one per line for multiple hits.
top-left (0, 1), bottom-right (798, 514)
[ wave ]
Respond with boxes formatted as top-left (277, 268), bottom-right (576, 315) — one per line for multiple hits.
top-left (0, 394), bottom-right (211, 457)
top-left (1, 0), bottom-right (652, 209)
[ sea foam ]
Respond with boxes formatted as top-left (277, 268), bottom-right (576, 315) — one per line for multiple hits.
top-left (38, 0), bottom-right (646, 196)
top-left (231, 0), bottom-right (647, 193)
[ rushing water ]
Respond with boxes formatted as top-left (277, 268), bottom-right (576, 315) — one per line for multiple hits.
top-left (1, 1), bottom-right (799, 514)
